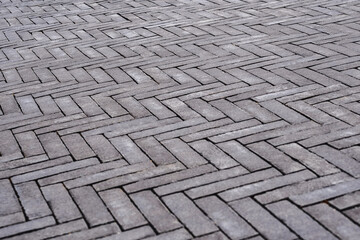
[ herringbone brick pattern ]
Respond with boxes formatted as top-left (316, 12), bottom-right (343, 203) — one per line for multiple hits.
top-left (1, 0), bottom-right (360, 239)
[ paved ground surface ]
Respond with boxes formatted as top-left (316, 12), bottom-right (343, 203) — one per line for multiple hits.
top-left (1, 0), bottom-right (360, 239)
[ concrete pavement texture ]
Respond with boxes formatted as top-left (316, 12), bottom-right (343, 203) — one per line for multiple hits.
top-left (1, 0), bottom-right (360, 239)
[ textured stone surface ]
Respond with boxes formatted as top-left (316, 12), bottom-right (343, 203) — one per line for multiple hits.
top-left (1, 0), bottom-right (360, 238)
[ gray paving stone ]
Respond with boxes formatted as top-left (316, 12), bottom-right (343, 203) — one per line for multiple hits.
top-left (62, 133), bottom-right (96, 160)
top-left (231, 198), bottom-right (296, 240)
top-left (190, 140), bottom-right (238, 169)
top-left (93, 96), bottom-right (127, 117)
top-left (163, 193), bottom-right (218, 236)
top-left (85, 135), bottom-right (121, 162)
top-left (100, 188), bottom-right (147, 230)
top-left (209, 120), bottom-right (288, 143)
top-left (260, 100), bottom-right (308, 124)
top-left (70, 186), bottom-right (113, 227)
top-left (0, 179), bottom-right (22, 216)
top-left (255, 172), bottom-right (353, 204)
top-left (0, 212), bottom-right (25, 228)
top-left (110, 135), bottom-right (150, 164)
top-left (247, 141), bottom-right (305, 174)
top-left (117, 96), bottom-right (151, 118)
top-left (279, 143), bottom-right (339, 176)
top-left (291, 178), bottom-right (360, 206)
top-left (330, 191), bottom-right (360, 210)
top-left (186, 168), bottom-right (281, 199)
top-left (55, 96), bottom-right (83, 116)
top-left (194, 232), bottom-right (229, 240)
top-left (15, 181), bottom-right (51, 220)
top-left (6, 219), bottom-right (87, 240)
top-left (0, 130), bottom-right (21, 156)
top-left (186, 98), bottom-right (226, 121)
top-left (140, 97), bottom-right (176, 119)
top-left (15, 131), bottom-right (45, 157)
top-left (157, 118), bottom-right (234, 141)
top-left (74, 96), bottom-right (104, 116)
top-left (16, 96), bottom-right (41, 115)
top-left (196, 196), bottom-right (257, 239)
top-left (267, 201), bottom-right (337, 240)
top-left (154, 166), bottom-right (247, 196)
top-left (305, 203), bottom-right (360, 240)
top-left (124, 164), bottom-right (215, 193)
top-left (163, 98), bottom-right (201, 120)
top-left (217, 140), bottom-right (270, 171)
top-left (38, 132), bottom-right (69, 159)
top-left (131, 191), bottom-right (182, 233)
top-left (11, 157), bottom-right (98, 184)
top-left (65, 161), bottom-right (152, 189)
top-left (219, 170), bottom-right (315, 202)
top-left (41, 184), bottom-right (82, 223)
top-left (310, 145), bottom-right (360, 177)
top-left (135, 136), bottom-right (177, 165)
top-left (210, 99), bottom-right (252, 122)
top-left (142, 228), bottom-right (192, 240)
top-left (52, 223), bottom-right (120, 240)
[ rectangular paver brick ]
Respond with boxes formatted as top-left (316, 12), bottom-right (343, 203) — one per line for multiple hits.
top-left (70, 186), bottom-right (113, 227)
top-left (196, 196), bottom-right (256, 239)
top-left (231, 198), bottom-right (296, 240)
top-left (41, 184), bottom-right (82, 223)
top-left (131, 191), bottom-right (182, 233)
top-left (163, 193), bottom-right (218, 236)
top-left (267, 201), bottom-right (337, 240)
top-left (100, 188), bottom-right (147, 230)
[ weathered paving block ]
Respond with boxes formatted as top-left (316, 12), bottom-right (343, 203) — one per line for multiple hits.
top-left (163, 193), bottom-right (218, 236)
top-left (85, 135), bottom-right (121, 162)
top-left (65, 161), bottom-right (153, 189)
top-left (267, 201), bottom-right (337, 240)
top-left (290, 178), bottom-right (360, 206)
top-left (70, 186), bottom-right (113, 227)
top-left (15, 181), bottom-right (51, 220)
top-left (305, 203), bottom-right (360, 240)
top-left (329, 191), bottom-right (360, 210)
top-left (100, 188), bottom-right (147, 230)
top-left (0, 216), bottom-right (55, 239)
top-left (135, 136), bottom-right (178, 165)
top-left (247, 141), bottom-right (305, 174)
top-left (190, 140), bottom-right (238, 169)
top-left (110, 135), bottom-right (150, 164)
top-left (310, 145), bottom-right (360, 177)
top-left (38, 132), bottom-right (69, 159)
top-left (11, 157), bottom-right (99, 184)
top-left (278, 143), bottom-right (339, 176)
top-left (231, 198), bottom-right (296, 240)
top-left (196, 196), bottom-right (257, 239)
top-left (50, 223), bottom-right (120, 240)
top-left (255, 172), bottom-right (353, 204)
top-left (131, 191), bottom-right (182, 233)
top-left (155, 166), bottom-right (248, 196)
top-left (219, 170), bottom-right (315, 202)
top-left (41, 184), bottom-right (82, 223)
top-left (217, 140), bottom-right (270, 171)
top-left (124, 164), bottom-right (215, 193)
top-left (186, 168), bottom-right (281, 199)
top-left (6, 219), bottom-right (87, 240)
top-left (62, 133), bottom-right (96, 160)
top-left (0, 179), bottom-right (22, 217)
top-left (186, 99), bottom-right (226, 121)
top-left (15, 131), bottom-right (45, 157)
top-left (0, 130), bottom-right (21, 156)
